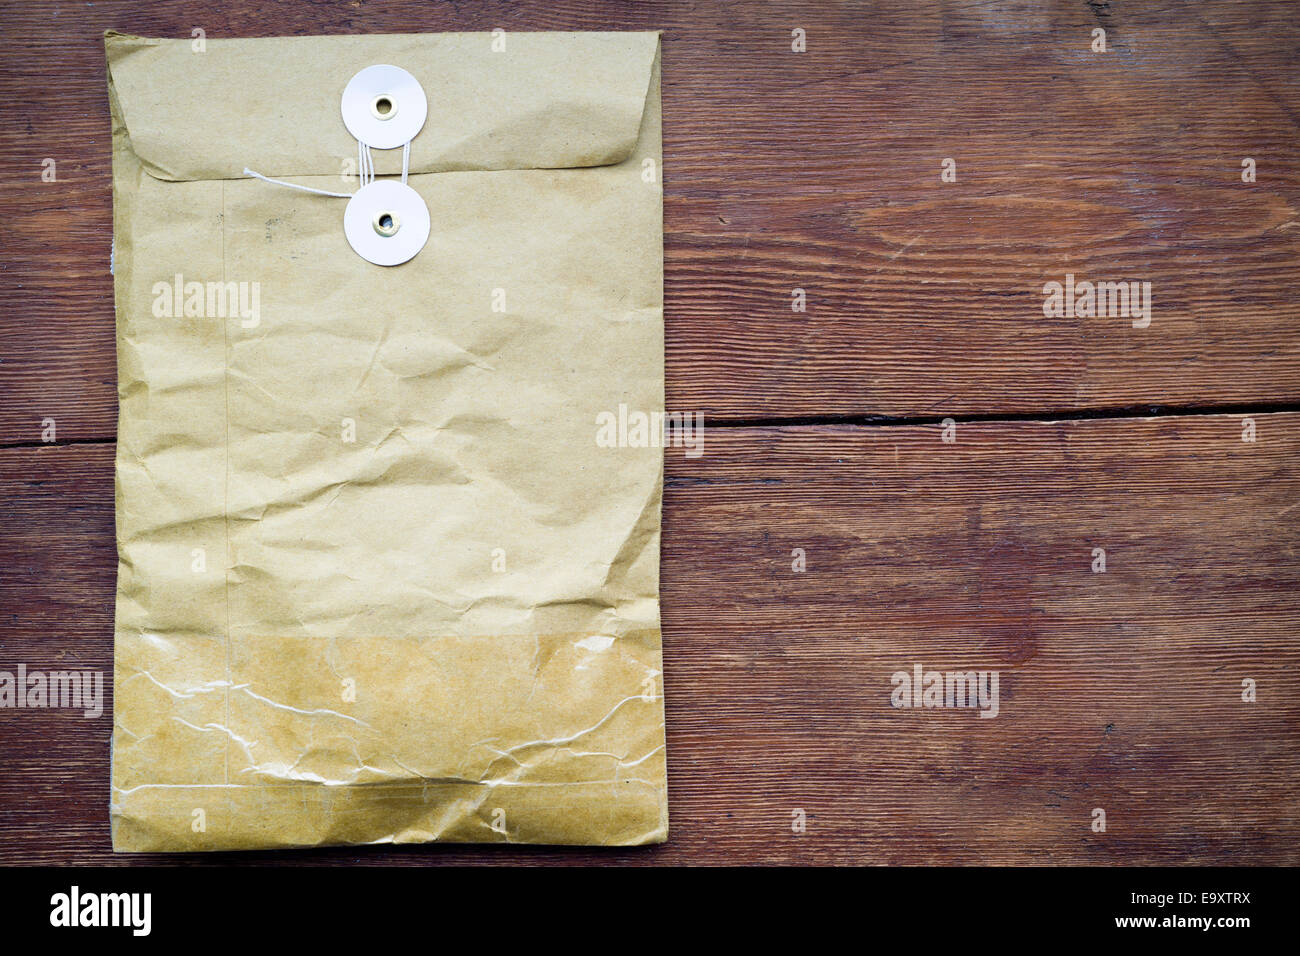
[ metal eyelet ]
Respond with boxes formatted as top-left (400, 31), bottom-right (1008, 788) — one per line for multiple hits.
top-left (372, 209), bottom-right (400, 237)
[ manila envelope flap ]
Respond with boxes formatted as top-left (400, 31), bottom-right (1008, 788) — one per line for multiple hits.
top-left (105, 30), bottom-right (668, 852)
top-left (105, 30), bottom-right (661, 178)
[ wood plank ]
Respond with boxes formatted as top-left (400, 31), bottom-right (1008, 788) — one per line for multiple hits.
top-left (3, 412), bottom-right (1296, 863)
top-left (2, 1), bottom-right (1299, 442)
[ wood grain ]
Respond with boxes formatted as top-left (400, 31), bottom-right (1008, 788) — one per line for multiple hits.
top-left (2, 414), bottom-right (1297, 864)
top-left (2, 1), bottom-right (1300, 442)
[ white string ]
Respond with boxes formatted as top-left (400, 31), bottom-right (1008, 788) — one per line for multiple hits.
top-left (245, 138), bottom-right (412, 198)
top-left (241, 167), bottom-right (355, 198)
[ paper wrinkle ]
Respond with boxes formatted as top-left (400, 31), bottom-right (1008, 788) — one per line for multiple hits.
top-left (125, 630), bottom-right (667, 795)
top-left (108, 31), bottom-right (668, 850)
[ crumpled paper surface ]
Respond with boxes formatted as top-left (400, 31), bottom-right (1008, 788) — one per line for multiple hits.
top-left (106, 30), bottom-right (667, 851)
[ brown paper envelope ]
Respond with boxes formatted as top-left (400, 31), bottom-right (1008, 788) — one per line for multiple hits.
top-left (105, 30), bottom-right (667, 851)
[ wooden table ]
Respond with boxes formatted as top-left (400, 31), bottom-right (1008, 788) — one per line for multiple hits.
top-left (1, 0), bottom-right (1297, 865)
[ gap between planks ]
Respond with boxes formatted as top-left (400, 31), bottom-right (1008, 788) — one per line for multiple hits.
top-left (5, 400), bottom-right (1300, 451)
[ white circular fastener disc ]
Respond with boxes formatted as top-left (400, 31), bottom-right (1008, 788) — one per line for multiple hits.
top-left (341, 64), bottom-right (427, 149)
top-left (344, 181), bottom-right (430, 266)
